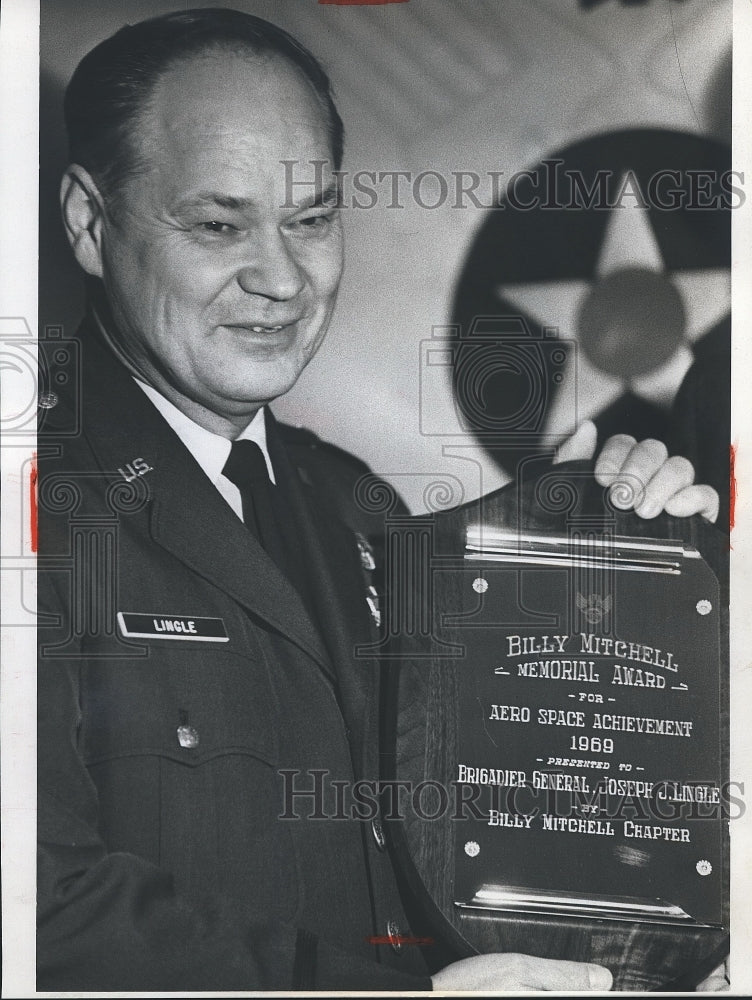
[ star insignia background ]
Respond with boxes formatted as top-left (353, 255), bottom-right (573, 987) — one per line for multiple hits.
top-left (451, 129), bottom-right (731, 496)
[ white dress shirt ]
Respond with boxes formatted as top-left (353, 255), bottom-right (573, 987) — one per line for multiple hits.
top-left (134, 378), bottom-right (276, 523)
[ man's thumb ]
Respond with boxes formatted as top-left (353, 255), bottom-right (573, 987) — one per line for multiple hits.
top-left (553, 420), bottom-right (598, 465)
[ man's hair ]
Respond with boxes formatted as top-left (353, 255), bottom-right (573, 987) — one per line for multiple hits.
top-left (64, 7), bottom-right (344, 203)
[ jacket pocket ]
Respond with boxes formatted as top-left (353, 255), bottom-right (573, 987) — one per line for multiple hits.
top-left (79, 648), bottom-right (277, 766)
top-left (80, 652), bottom-right (301, 921)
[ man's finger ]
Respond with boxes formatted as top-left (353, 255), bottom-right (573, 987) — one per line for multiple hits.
top-left (521, 955), bottom-right (613, 991)
top-left (601, 438), bottom-right (668, 510)
top-left (593, 433), bottom-right (637, 485)
top-left (664, 484), bottom-right (720, 524)
top-left (696, 959), bottom-right (729, 991)
top-left (553, 420), bottom-right (597, 465)
top-left (634, 455), bottom-right (695, 519)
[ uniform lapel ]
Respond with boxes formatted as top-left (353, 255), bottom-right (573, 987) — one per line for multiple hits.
top-left (77, 324), bottom-right (335, 681)
top-left (268, 416), bottom-right (378, 774)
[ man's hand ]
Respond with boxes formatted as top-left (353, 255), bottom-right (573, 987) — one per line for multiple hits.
top-left (696, 959), bottom-right (729, 991)
top-left (431, 953), bottom-right (613, 992)
top-left (553, 420), bottom-right (720, 523)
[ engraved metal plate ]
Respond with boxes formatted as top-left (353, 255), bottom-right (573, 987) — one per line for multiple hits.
top-left (451, 529), bottom-right (724, 928)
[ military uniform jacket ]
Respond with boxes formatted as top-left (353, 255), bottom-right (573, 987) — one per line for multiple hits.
top-left (37, 323), bottom-right (433, 992)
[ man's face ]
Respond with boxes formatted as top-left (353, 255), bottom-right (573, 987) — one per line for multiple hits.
top-left (95, 50), bottom-right (343, 428)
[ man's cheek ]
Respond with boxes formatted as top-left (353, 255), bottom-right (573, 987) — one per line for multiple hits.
top-left (170, 260), bottom-right (235, 309)
top-left (310, 246), bottom-right (344, 291)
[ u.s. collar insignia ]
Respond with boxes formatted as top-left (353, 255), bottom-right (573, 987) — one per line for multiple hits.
top-left (355, 532), bottom-right (376, 572)
top-left (118, 457), bottom-right (153, 482)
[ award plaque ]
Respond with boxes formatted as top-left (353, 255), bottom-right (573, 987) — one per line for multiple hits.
top-left (383, 462), bottom-right (729, 991)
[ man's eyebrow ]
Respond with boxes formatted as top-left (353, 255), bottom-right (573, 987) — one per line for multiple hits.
top-left (175, 193), bottom-right (255, 212)
top-left (293, 180), bottom-right (341, 210)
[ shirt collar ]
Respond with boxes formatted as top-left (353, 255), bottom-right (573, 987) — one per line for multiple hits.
top-left (133, 378), bottom-right (276, 484)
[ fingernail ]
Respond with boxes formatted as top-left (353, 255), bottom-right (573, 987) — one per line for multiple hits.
top-left (588, 964), bottom-right (613, 990)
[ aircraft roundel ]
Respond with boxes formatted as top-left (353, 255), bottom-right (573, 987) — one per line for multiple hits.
top-left (450, 128), bottom-right (731, 485)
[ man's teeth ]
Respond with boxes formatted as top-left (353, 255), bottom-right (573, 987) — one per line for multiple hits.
top-left (250, 325), bottom-right (284, 333)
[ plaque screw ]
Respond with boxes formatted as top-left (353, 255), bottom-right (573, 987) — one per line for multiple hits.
top-left (472, 578), bottom-right (488, 594)
top-left (39, 391), bottom-right (58, 409)
top-left (696, 859), bottom-right (712, 876)
top-left (696, 600), bottom-right (712, 616)
top-left (464, 840), bottom-right (480, 857)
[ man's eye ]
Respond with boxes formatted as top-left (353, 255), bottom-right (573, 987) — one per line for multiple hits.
top-left (290, 211), bottom-right (338, 235)
top-left (200, 221), bottom-right (236, 234)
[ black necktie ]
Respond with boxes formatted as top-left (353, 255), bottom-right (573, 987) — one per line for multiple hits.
top-left (222, 439), bottom-right (288, 570)
top-left (222, 438), bottom-right (319, 627)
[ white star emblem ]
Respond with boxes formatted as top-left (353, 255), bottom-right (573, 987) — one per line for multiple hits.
top-left (496, 175), bottom-right (730, 436)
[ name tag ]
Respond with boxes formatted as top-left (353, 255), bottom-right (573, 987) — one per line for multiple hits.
top-left (117, 612), bottom-right (229, 642)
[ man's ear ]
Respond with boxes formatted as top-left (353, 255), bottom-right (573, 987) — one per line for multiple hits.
top-left (60, 165), bottom-right (107, 278)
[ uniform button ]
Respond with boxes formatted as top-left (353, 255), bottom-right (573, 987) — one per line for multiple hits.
top-left (177, 725), bottom-right (199, 748)
top-left (386, 919), bottom-right (403, 953)
top-left (371, 818), bottom-right (386, 851)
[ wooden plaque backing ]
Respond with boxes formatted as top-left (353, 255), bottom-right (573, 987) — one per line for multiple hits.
top-left (382, 461), bottom-right (729, 991)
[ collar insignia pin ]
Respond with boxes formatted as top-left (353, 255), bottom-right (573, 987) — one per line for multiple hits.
top-left (118, 457), bottom-right (154, 483)
top-left (355, 533), bottom-right (376, 572)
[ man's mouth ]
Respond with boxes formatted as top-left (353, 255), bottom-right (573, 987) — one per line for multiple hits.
top-left (224, 322), bottom-right (295, 334)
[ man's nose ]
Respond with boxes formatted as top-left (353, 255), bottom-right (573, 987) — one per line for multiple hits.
top-left (236, 230), bottom-right (305, 301)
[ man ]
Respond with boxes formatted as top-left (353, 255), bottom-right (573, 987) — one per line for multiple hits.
top-left (37, 8), bottom-right (719, 991)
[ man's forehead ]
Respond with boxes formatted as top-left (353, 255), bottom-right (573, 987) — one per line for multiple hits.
top-left (147, 47), bottom-right (326, 133)
top-left (110, 47), bottom-right (337, 209)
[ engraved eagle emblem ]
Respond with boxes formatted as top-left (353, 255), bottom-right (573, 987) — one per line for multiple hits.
top-left (576, 592), bottom-right (612, 625)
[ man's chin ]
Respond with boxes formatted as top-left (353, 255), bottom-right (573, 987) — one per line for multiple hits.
top-left (212, 371), bottom-right (304, 413)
